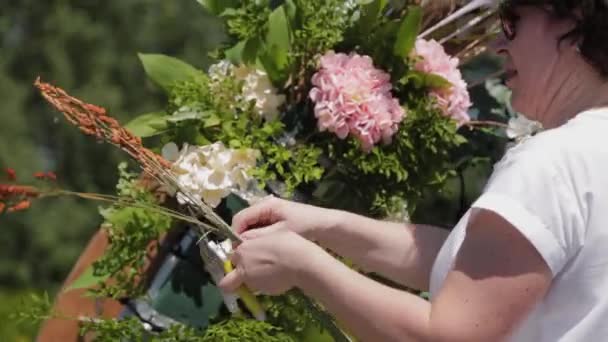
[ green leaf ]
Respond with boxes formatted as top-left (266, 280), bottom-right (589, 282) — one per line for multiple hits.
top-left (64, 265), bottom-right (108, 292)
top-left (203, 115), bottom-right (221, 128)
top-left (422, 73), bottom-right (452, 89)
top-left (225, 41), bottom-right (246, 64)
top-left (284, 0), bottom-right (298, 26)
top-left (138, 53), bottom-right (200, 92)
top-left (259, 49), bottom-right (282, 84)
top-left (267, 6), bottom-right (291, 54)
top-left (196, 0), bottom-right (238, 15)
top-left (124, 111), bottom-right (168, 137)
top-left (393, 6), bottom-right (422, 58)
top-left (260, 5), bottom-right (291, 84)
top-left (401, 70), bottom-right (453, 90)
top-left (358, 0), bottom-right (388, 34)
top-left (243, 37), bottom-right (263, 65)
top-left (167, 109), bottom-right (208, 123)
top-left (218, 8), bottom-right (239, 17)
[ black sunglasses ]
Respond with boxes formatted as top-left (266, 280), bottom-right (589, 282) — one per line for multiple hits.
top-left (499, 3), bottom-right (520, 40)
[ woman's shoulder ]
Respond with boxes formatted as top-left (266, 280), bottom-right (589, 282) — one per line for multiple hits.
top-left (493, 130), bottom-right (567, 172)
top-left (502, 119), bottom-right (601, 164)
top-left (492, 118), bottom-right (608, 187)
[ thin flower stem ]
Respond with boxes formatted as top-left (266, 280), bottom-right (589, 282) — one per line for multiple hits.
top-left (41, 190), bottom-right (219, 233)
top-left (465, 120), bottom-right (509, 129)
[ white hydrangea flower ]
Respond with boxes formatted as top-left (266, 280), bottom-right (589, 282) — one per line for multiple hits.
top-left (208, 60), bottom-right (233, 80)
top-left (234, 65), bottom-right (286, 122)
top-left (162, 142), bottom-right (259, 208)
top-left (207, 60), bottom-right (286, 121)
top-left (506, 114), bottom-right (543, 142)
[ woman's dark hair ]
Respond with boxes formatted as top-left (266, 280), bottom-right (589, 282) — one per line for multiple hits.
top-left (501, 0), bottom-right (608, 78)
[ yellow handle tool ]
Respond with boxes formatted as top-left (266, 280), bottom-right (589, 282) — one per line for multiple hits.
top-left (223, 259), bottom-right (266, 321)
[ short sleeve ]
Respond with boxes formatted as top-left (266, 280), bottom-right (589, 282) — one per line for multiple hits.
top-left (471, 141), bottom-right (587, 276)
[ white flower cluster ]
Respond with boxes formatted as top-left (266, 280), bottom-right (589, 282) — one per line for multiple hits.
top-left (507, 114), bottom-right (543, 143)
top-left (162, 142), bottom-right (260, 208)
top-left (208, 61), bottom-right (286, 122)
top-left (208, 60), bottom-right (232, 80)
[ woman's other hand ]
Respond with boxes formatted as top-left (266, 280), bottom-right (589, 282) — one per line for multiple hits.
top-left (232, 196), bottom-right (342, 242)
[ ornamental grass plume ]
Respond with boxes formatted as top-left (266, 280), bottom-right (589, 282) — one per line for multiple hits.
top-left (34, 78), bottom-right (171, 174)
top-left (0, 169), bottom-right (40, 214)
top-left (34, 78), bottom-right (239, 241)
top-left (309, 52), bottom-right (406, 152)
top-left (0, 184), bottom-right (38, 214)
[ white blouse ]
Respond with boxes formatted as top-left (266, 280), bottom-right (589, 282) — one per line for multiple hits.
top-left (429, 108), bottom-right (608, 341)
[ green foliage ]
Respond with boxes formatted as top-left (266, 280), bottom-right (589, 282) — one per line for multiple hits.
top-left (0, 290), bottom-right (41, 341)
top-left (264, 290), bottom-right (343, 342)
top-left (79, 317), bottom-right (148, 342)
top-left (139, 54), bottom-right (203, 93)
top-left (125, 111), bottom-right (170, 138)
top-left (200, 319), bottom-right (295, 342)
top-left (83, 318), bottom-right (296, 342)
top-left (82, 317), bottom-right (298, 342)
top-left (162, 70), bottom-right (324, 194)
top-left (393, 6), bottom-right (422, 58)
top-left (0, 0), bottom-right (225, 292)
top-left (287, 0), bottom-right (353, 64)
top-left (64, 265), bottom-right (109, 293)
top-left (356, 0), bottom-right (389, 37)
top-left (258, 6), bottom-right (292, 84)
top-left (90, 163), bottom-right (173, 298)
top-left (318, 101), bottom-right (466, 217)
top-left (224, 1), bottom-right (272, 42)
top-left (80, 317), bottom-right (212, 342)
top-left (7, 291), bottom-right (52, 336)
top-left (343, 3), bottom-right (421, 72)
top-left (220, 0), bottom-right (356, 89)
top-left (197, 0), bottom-right (239, 16)
top-left (400, 70), bottom-right (452, 91)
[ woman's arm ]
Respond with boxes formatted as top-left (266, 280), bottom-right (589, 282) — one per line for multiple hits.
top-left (222, 209), bottom-right (551, 341)
top-left (234, 197), bottom-right (449, 291)
top-left (297, 209), bottom-right (552, 342)
top-left (315, 211), bottom-right (449, 291)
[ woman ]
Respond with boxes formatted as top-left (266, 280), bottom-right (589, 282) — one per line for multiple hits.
top-left (220, 1), bottom-right (608, 340)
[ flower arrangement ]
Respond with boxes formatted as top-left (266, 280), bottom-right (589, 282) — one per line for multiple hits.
top-left (7, 1), bottom-right (507, 341)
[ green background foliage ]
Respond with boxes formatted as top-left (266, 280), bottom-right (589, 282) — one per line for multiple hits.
top-left (0, 1), bottom-right (225, 339)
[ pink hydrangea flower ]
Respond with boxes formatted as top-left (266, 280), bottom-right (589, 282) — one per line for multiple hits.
top-left (309, 52), bottom-right (406, 152)
top-left (413, 39), bottom-right (472, 125)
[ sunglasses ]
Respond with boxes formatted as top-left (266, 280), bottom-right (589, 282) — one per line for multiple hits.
top-left (499, 5), bottom-right (520, 41)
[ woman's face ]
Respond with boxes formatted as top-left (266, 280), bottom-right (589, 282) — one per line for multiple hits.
top-left (496, 6), bottom-right (577, 120)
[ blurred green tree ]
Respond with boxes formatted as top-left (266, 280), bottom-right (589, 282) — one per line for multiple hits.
top-left (0, 0), bottom-right (224, 291)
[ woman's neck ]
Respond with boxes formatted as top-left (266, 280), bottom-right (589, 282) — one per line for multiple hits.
top-left (540, 62), bottom-right (608, 129)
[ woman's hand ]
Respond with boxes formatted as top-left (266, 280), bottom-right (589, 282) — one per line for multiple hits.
top-left (219, 227), bottom-right (320, 295)
top-left (232, 196), bottom-right (342, 241)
